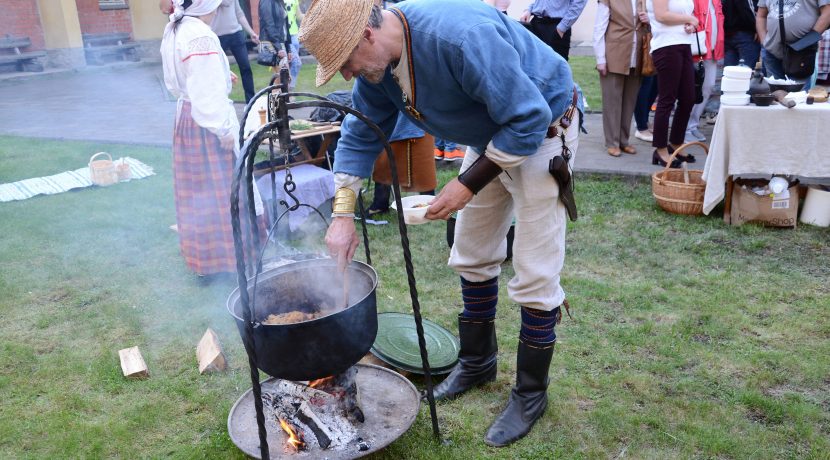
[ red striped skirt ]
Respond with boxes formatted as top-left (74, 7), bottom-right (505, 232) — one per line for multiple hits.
top-left (173, 102), bottom-right (264, 275)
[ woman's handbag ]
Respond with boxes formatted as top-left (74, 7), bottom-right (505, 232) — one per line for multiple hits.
top-left (637, 0), bottom-right (656, 76)
top-left (638, 27), bottom-right (657, 76)
top-left (372, 134), bottom-right (437, 193)
top-left (693, 61), bottom-right (705, 104)
top-left (256, 41), bottom-right (279, 67)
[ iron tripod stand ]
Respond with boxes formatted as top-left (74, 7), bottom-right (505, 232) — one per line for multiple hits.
top-left (229, 74), bottom-right (441, 460)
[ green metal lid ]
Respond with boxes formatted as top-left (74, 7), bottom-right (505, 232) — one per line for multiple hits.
top-left (371, 312), bottom-right (459, 375)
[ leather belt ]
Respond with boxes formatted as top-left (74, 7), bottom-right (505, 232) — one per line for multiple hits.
top-left (546, 86), bottom-right (579, 138)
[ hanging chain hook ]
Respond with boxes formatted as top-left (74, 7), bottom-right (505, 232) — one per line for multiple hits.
top-left (274, 91), bottom-right (300, 211)
top-left (281, 168), bottom-right (300, 210)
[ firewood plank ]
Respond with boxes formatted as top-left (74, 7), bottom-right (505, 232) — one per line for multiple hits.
top-left (118, 346), bottom-right (148, 379)
top-left (295, 401), bottom-right (333, 449)
top-left (196, 328), bottom-right (226, 374)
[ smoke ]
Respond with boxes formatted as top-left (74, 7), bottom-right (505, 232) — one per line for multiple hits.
top-left (237, 259), bottom-right (375, 322)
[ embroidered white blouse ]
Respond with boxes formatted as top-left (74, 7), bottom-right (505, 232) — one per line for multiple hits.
top-left (161, 16), bottom-right (238, 143)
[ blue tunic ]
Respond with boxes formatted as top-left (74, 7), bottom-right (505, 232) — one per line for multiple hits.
top-left (334, 0), bottom-right (576, 178)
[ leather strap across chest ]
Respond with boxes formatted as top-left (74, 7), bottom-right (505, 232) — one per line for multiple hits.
top-left (389, 7), bottom-right (423, 121)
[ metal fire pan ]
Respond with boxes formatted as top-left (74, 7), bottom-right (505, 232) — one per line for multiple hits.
top-left (228, 364), bottom-right (420, 459)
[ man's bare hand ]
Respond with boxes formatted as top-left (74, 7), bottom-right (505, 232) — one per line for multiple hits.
top-left (326, 216), bottom-right (359, 273)
top-left (425, 179), bottom-right (474, 221)
top-left (230, 71), bottom-right (239, 85)
top-left (557, 28), bottom-right (566, 38)
top-left (596, 63), bottom-right (607, 76)
top-left (520, 10), bottom-right (531, 23)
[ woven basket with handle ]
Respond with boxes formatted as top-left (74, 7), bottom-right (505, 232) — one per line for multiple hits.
top-left (89, 152), bottom-right (117, 187)
top-left (651, 142), bottom-right (707, 215)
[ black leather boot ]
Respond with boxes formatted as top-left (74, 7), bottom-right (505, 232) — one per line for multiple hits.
top-left (484, 341), bottom-right (554, 447)
top-left (432, 314), bottom-right (498, 401)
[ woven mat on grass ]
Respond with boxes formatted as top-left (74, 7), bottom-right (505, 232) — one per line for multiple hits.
top-left (0, 157), bottom-right (155, 202)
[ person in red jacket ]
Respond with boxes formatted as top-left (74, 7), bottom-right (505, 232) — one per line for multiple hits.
top-left (685, 0), bottom-right (724, 144)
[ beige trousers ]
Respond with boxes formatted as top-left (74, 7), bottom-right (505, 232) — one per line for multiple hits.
top-left (448, 112), bottom-right (580, 311)
top-left (599, 71), bottom-right (641, 149)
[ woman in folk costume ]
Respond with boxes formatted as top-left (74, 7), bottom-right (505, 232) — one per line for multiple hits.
top-left (161, 0), bottom-right (265, 279)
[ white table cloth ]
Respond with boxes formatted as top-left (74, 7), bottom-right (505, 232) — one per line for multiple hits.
top-left (702, 103), bottom-right (830, 214)
top-left (255, 164), bottom-right (334, 231)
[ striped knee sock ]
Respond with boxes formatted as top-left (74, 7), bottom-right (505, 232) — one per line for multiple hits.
top-left (460, 276), bottom-right (498, 320)
top-left (520, 306), bottom-right (560, 347)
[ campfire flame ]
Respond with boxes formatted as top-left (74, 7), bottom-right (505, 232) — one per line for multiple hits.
top-left (308, 376), bottom-right (334, 388)
top-left (278, 418), bottom-right (306, 451)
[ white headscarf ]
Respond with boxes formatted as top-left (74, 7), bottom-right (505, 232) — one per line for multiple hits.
top-left (160, 0), bottom-right (222, 97)
top-left (167, 0), bottom-right (222, 23)
top-left (160, 0), bottom-right (222, 80)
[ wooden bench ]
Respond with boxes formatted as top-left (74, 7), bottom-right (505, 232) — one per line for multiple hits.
top-left (0, 36), bottom-right (45, 72)
top-left (83, 33), bottom-right (140, 65)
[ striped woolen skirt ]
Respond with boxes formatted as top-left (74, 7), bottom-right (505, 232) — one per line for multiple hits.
top-left (173, 102), bottom-right (263, 275)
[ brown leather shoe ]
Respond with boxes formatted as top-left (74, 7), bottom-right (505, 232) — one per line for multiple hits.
top-left (620, 145), bottom-right (637, 154)
top-left (606, 147), bottom-right (621, 157)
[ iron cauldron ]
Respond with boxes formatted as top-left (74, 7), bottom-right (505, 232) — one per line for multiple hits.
top-left (227, 259), bottom-right (378, 381)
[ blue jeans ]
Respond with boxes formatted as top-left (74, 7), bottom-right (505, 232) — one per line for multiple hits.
top-left (634, 75), bottom-right (658, 132)
top-left (289, 34), bottom-right (302, 90)
top-left (435, 138), bottom-right (457, 151)
top-left (724, 31), bottom-right (761, 68)
top-left (762, 48), bottom-right (785, 80)
top-left (218, 30), bottom-right (255, 103)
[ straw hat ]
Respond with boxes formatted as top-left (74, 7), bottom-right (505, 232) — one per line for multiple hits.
top-left (299, 0), bottom-right (375, 86)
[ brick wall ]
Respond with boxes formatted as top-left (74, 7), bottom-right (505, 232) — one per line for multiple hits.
top-left (76, 0), bottom-right (134, 36)
top-left (0, 0), bottom-right (45, 50)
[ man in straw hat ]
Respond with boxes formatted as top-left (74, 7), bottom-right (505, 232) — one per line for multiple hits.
top-left (300, 0), bottom-right (581, 446)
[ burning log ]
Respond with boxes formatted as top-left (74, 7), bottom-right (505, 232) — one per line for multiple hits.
top-left (261, 368), bottom-right (366, 451)
top-left (262, 387), bottom-right (337, 450)
top-left (309, 367), bottom-right (364, 423)
top-left (271, 379), bottom-right (335, 406)
top-left (195, 328), bottom-right (226, 374)
top-left (118, 346), bottom-right (148, 379)
top-left (278, 417), bottom-right (306, 452)
top-left (294, 401), bottom-right (332, 449)
top-left (262, 392), bottom-right (307, 451)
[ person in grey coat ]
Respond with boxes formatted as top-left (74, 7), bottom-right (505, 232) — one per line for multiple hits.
top-left (259, 0), bottom-right (291, 61)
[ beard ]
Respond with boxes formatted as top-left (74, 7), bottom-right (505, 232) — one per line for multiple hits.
top-left (358, 63), bottom-right (386, 84)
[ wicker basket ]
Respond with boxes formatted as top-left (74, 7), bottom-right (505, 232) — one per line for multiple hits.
top-left (116, 158), bottom-right (132, 182)
top-left (89, 152), bottom-right (117, 186)
top-left (651, 142), bottom-right (707, 215)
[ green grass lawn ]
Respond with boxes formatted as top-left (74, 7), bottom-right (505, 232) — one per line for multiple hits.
top-left (1, 136), bottom-right (828, 458)
top-left (230, 56), bottom-right (602, 111)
